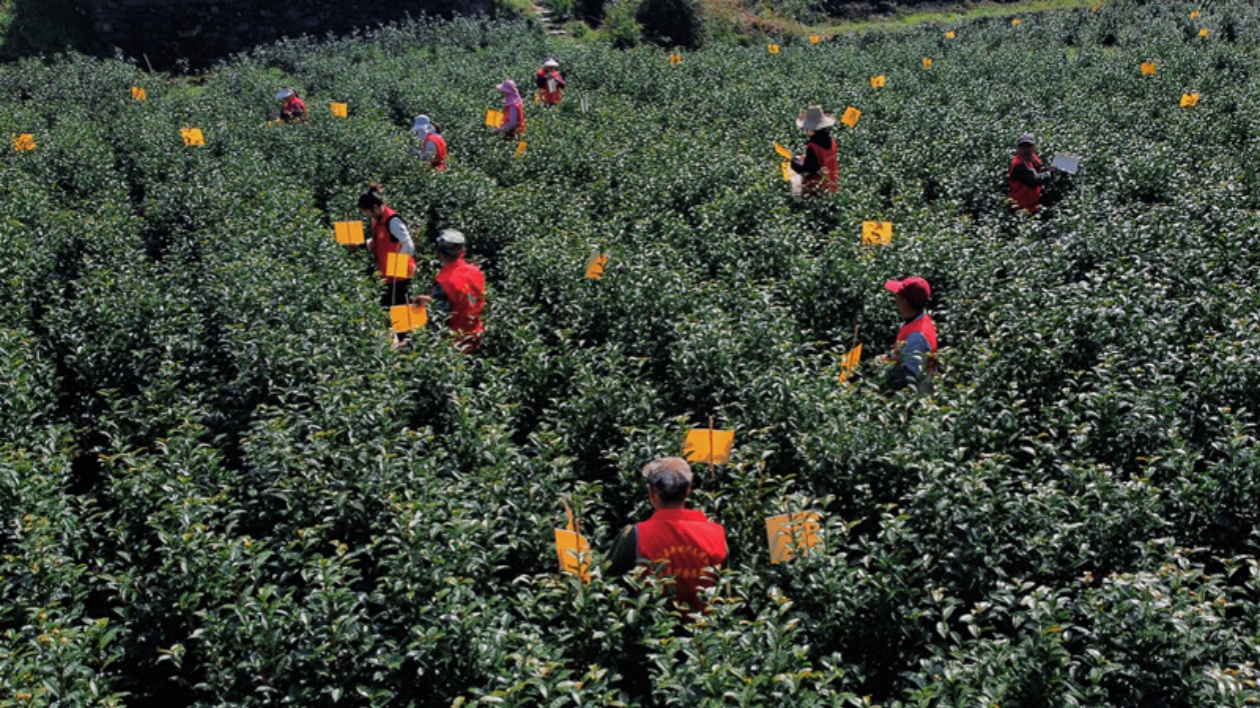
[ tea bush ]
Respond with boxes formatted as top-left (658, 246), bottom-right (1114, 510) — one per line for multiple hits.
top-left (2, 3), bottom-right (1259, 705)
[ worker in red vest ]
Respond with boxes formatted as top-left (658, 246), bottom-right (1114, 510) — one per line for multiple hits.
top-left (356, 185), bottom-right (416, 350)
top-left (1008, 132), bottom-right (1057, 214)
top-left (790, 105), bottom-right (839, 196)
top-left (416, 230), bottom-right (486, 353)
top-left (609, 457), bottom-right (728, 614)
top-left (883, 276), bottom-right (938, 392)
top-left (534, 58), bottom-right (565, 106)
top-left (410, 115), bottom-right (447, 171)
top-left (491, 80), bottom-right (526, 138)
top-left (276, 88), bottom-right (307, 123)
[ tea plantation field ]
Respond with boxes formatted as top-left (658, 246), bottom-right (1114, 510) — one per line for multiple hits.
top-left (2, 2), bottom-right (1259, 705)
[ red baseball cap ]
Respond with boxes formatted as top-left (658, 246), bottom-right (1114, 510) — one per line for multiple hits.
top-left (884, 276), bottom-right (931, 308)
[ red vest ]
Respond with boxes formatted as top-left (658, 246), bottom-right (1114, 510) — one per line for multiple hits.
top-left (282, 95), bottom-right (307, 120)
top-left (435, 256), bottom-right (485, 338)
top-left (635, 508), bottom-right (728, 611)
top-left (803, 139), bottom-right (839, 194)
top-left (504, 103), bottom-right (526, 136)
top-left (894, 312), bottom-right (938, 375)
top-left (426, 133), bottom-right (448, 171)
top-left (1008, 154), bottom-right (1042, 213)
top-left (536, 69), bottom-right (563, 105)
top-left (369, 206), bottom-right (414, 283)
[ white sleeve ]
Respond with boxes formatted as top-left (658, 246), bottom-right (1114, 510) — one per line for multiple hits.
top-left (389, 217), bottom-right (415, 256)
top-left (419, 139), bottom-right (437, 161)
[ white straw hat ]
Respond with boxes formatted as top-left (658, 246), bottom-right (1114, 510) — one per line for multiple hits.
top-left (796, 105), bottom-right (837, 130)
top-left (276, 88), bottom-right (295, 100)
top-left (543, 58), bottom-right (559, 68)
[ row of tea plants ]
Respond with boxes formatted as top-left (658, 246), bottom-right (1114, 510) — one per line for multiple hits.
top-left (1, 1), bottom-right (1258, 705)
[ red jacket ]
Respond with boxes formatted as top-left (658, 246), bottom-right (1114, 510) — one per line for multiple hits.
top-left (369, 206), bottom-right (414, 283)
top-left (435, 256), bottom-right (485, 338)
top-left (635, 508), bottom-right (728, 611)
top-left (534, 68), bottom-right (564, 105)
top-left (426, 133), bottom-right (447, 171)
top-left (1008, 153), bottom-right (1043, 213)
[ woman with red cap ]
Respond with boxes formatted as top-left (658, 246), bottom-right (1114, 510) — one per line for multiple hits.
top-left (491, 79), bottom-right (526, 138)
top-left (883, 276), bottom-right (937, 392)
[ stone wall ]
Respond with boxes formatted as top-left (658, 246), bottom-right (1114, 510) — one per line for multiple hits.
top-left (87, 0), bottom-right (494, 69)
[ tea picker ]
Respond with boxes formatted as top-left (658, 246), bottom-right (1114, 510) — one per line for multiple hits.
top-left (790, 106), bottom-right (839, 198)
top-left (881, 276), bottom-right (938, 393)
top-left (274, 87), bottom-right (308, 124)
top-left (410, 115), bottom-right (448, 171)
top-left (534, 58), bottom-right (566, 106)
top-left (414, 230), bottom-right (486, 354)
top-left (354, 185), bottom-right (417, 351)
top-left (491, 80), bottom-right (526, 138)
top-left (607, 457), bottom-right (728, 614)
top-left (1007, 132), bottom-right (1063, 214)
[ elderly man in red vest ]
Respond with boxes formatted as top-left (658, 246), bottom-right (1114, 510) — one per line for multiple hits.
top-left (1008, 132), bottom-right (1057, 214)
top-left (416, 229), bottom-right (485, 353)
top-left (609, 457), bottom-right (728, 613)
top-left (883, 276), bottom-right (938, 392)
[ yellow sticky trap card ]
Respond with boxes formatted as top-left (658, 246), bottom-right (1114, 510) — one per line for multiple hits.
top-left (330, 102), bottom-right (348, 118)
top-left (333, 221), bottom-right (365, 245)
top-left (781, 161), bottom-right (795, 182)
top-left (389, 303), bottom-right (427, 332)
top-left (774, 142), bottom-right (793, 160)
top-left (1140, 62), bottom-right (1157, 75)
top-left (181, 128), bottom-right (205, 146)
top-left (841, 106), bottom-right (861, 127)
top-left (766, 511), bottom-right (822, 564)
top-left (768, 44), bottom-right (780, 54)
top-left (514, 141), bottom-right (528, 158)
top-left (1190, 10), bottom-right (1201, 19)
top-left (809, 35), bottom-right (821, 44)
top-left (385, 252), bottom-right (412, 279)
top-left (922, 58), bottom-right (933, 68)
top-left (585, 251), bottom-right (609, 279)
top-left (861, 220), bottom-right (893, 246)
top-left (1011, 18), bottom-right (1022, 26)
top-left (12, 134), bottom-right (35, 152)
top-left (669, 53), bottom-right (682, 66)
top-left (683, 428), bottom-right (735, 465)
top-left (556, 497), bottom-right (590, 582)
top-left (1199, 28), bottom-right (1209, 37)
top-left (555, 529), bottom-right (590, 582)
top-left (838, 343), bottom-right (863, 383)
top-left (945, 30), bottom-right (956, 39)
top-left (131, 86), bottom-right (147, 101)
top-left (1180, 93), bottom-right (1200, 108)
top-left (870, 75), bottom-right (887, 88)
top-left (485, 109), bottom-right (504, 128)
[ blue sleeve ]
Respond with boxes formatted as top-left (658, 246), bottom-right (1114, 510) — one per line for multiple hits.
top-left (899, 332), bottom-right (931, 379)
top-left (502, 105), bottom-right (520, 131)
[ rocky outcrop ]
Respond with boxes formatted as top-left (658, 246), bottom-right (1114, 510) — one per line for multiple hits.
top-left (87, 0), bottom-right (494, 69)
